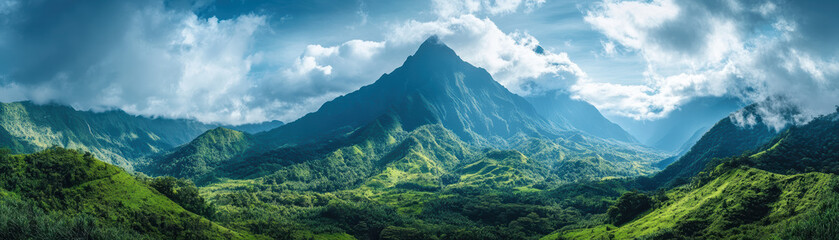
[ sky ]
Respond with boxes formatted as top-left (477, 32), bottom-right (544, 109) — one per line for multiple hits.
top-left (0, 0), bottom-right (837, 128)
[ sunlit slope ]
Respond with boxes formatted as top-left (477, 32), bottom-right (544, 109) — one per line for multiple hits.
top-left (0, 148), bottom-right (252, 239)
top-left (551, 167), bottom-right (839, 240)
top-left (141, 127), bottom-right (254, 183)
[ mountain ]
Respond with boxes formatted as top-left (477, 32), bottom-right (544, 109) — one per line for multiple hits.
top-left (140, 127), bottom-right (254, 183)
top-left (0, 147), bottom-right (249, 239)
top-left (526, 90), bottom-right (637, 143)
top-left (0, 101), bottom-right (217, 170)
top-left (256, 36), bottom-right (557, 148)
top-left (610, 96), bottom-right (743, 152)
top-left (649, 104), bottom-right (783, 187)
top-left (745, 111), bottom-right (839, 175)
top-left (549, 110), bottom-right (839, 240)
top-left (0, 101), bottom-right (284, 171)
top-left (224, 120), bottom-right (284, 134)
top-left (175, 36), bottom-right (664, 184)
top-left (129, 37), bottom-right (668, 239)
top-left (552, 167), bottom-right (839, 240)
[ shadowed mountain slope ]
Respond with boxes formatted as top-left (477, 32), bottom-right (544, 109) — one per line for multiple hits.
top-left (526, 90), bottom-right (637, 143)
top-left (257, 36), bottom-right (558, 148)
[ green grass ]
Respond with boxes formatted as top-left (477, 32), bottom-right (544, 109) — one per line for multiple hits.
top-left (0, 147), bottom-right (256, 239)
top-left (552, 166), bottom-right (839, 239)
top-left (143, 127), bottom-right (253, 183)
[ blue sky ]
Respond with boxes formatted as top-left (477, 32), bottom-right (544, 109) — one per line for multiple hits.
top-left (0, 0), bottom-right (836, 128)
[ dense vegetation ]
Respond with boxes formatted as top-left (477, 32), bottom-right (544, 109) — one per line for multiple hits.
top-left (548, 111), bottom-right (839, 240)
top-left (0, 147), bottom-right (246, 239)
top-left (650, 104), bottom-right (781, 188)
top-left (141, 127), bottom-right (254, 184)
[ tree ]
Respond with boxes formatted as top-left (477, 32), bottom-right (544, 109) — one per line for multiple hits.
top-left (607, 191), bottom-right (653, 225)
top-left (146, 176), bottom-right (215, 219)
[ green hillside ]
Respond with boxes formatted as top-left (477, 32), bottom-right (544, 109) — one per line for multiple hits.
top-left (0, 147), bottom-right (251, 239)
top-left (546, 111), bottom-right (839, 240)
top-left (189, 119), bottom-right (661, 240)
top-left (0, 102), bottom-right (217, 170)
top-left (551, 166), bottom-right (839, 240)
top-left (650, 105), bottom-right (781, 187)
top-left (141, 127), bottom-right (254, 183)
top-left (454, 150), bottom-right (549, 188)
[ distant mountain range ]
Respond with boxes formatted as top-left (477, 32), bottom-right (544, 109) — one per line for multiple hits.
top-left (0, 101), bottom-right (281, 170)
top-left (610, 96), bottom-right (744, 153)
top-left (526, 90), bottom-right (637, 143)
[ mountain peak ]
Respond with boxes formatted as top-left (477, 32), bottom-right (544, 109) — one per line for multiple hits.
top-left (259, 36), bottom-right (558, 146)
top-left (412, 36), bottom-right (459, 61)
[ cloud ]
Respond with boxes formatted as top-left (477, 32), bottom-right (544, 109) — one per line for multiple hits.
top-left (391, 14), bottom-right (586, 95)
top-left (576, 0), bottom-right (839, 127)
top-left (0, 1), bottom-right (270, 125)
top-left (432, 0), bottom-right (545, 17)
top-left (281, 13), bottom-right (585, 106)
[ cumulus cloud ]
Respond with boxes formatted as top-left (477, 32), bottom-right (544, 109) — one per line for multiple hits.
top-left (0, 1), bottom-right (277, 125)
top-left (0, 0), bottom-right (574, 125)
top-left (432, 0), bottom-right (546, 17)
top-left (576, 0), bottom-right (839, 127)
top-left (279, 13), bottom-right (585, 109)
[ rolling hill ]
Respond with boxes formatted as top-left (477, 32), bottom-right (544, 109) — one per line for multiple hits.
top-left (0, 147), bottom-right (252, 239)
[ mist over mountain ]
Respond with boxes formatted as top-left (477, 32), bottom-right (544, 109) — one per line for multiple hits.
top-left (609, 97), bottom-right (744, 152)
top-left (650, 103), bottom-right (792, 187)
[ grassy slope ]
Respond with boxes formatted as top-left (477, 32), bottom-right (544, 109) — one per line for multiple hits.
top-left (142, 127), bottom-right (253, 183)
top-left (0, 147), bottom-right (253, 239)
top-left (547, 112), bottom-right (839, 240)
top-left (513, 133), bottom-right (664, 183)
top-left (455, 150), bottom-right (548, 188)
top-left (550, 167), bottom-right (839, 240)
top-left (196, 119), bottom-right (661, 239)
top-left (651, 107), bottom-right (779, 188)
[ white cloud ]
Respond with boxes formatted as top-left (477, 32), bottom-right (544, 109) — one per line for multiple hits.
top-left (389, 15), bottom-right (586, 95)
top-left (600, 40), bottom-right (617, 56)
top-left (0, 0), bottom-right (16, 15)
top-left (576, 0), bottom-right (839, 127)
top-left (432, 0), bottom-right (545, 17)
top-left (0, 2), bottom-right (271, 125)
top-left (269, 12), bottom-right (584, 119)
